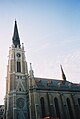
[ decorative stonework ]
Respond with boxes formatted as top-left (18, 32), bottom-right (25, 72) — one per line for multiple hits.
top-left (17, 98), bottom-right (25, 109)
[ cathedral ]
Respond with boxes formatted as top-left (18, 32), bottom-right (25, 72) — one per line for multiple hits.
top-left (4, 21), bottom-right (80, 119)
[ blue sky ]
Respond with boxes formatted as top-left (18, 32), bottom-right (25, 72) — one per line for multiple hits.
top-left (0, 0), bottom-right (80, 104)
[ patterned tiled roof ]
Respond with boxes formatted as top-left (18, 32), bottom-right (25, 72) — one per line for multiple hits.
top-left (34, 77), bottom-right (80, 91)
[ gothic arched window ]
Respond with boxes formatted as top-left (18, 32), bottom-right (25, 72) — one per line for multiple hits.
top-left (54, 97), bottom-right (60, 119)
top-left (66, 98), bottom-right (74, 119)
top-left (40, 97), bottom-right (46, 118)
top-left (17, 61), bottom-right (21, 72)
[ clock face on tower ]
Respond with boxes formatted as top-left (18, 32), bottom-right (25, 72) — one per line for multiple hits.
top-left (17, 98), bottom-right (25, 109)
top-left (16, 53), bottom-right (21, 57)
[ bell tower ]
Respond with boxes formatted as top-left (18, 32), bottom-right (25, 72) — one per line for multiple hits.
top-left (4, 20), bottom-right (28, 119)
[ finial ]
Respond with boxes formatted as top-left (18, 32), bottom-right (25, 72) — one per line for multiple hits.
top-left (30, 63), bottom-right (32, 70)
top-left (14, 19), bottom-right (17, 25)
top-left (22, 43), bottom-right (24, 50)
top-left (29, 63), bottom-right (34, 77)
top-left (15, 18), bottom-right (17, 22)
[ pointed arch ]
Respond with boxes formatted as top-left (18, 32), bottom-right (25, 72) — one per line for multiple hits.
top-left (40, 97), bottom-right (46, 118)
top-left (54, 97), bottom-right (60, 119)
top-left (66, 98), bottom-right (74, 119)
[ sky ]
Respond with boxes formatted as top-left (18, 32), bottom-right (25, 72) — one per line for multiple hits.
top-left (0, 0), bottom-right (80, 104)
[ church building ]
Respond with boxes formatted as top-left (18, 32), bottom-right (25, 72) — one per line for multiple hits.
top-left (4, 21), bottom-right (80, 119)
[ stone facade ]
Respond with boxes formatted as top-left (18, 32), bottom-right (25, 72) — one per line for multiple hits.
top-left (4, 21), bottom-right (80, 119)
top-left (29, 77), bottom-right (80, 119)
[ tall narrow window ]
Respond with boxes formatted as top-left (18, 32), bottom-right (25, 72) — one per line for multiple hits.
top-left (17, 61), bottom-right (21, 72)
top-left (78, 98), bottom-right (80, 106)
top-left (40, 97), bottom-right (46, 118)
top-left (66, 98), bottom-right (74, 119)
top-left (54, 97), bottom-right (60, 119)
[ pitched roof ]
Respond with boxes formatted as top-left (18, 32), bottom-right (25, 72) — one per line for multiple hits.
top-left (34, 77), bottom-right (80, 91)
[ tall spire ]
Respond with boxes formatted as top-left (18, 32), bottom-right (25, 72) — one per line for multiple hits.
top-left (12, 20), bottom-right (20, 48)
top-left (60, 65), bottom-right (66, 81)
